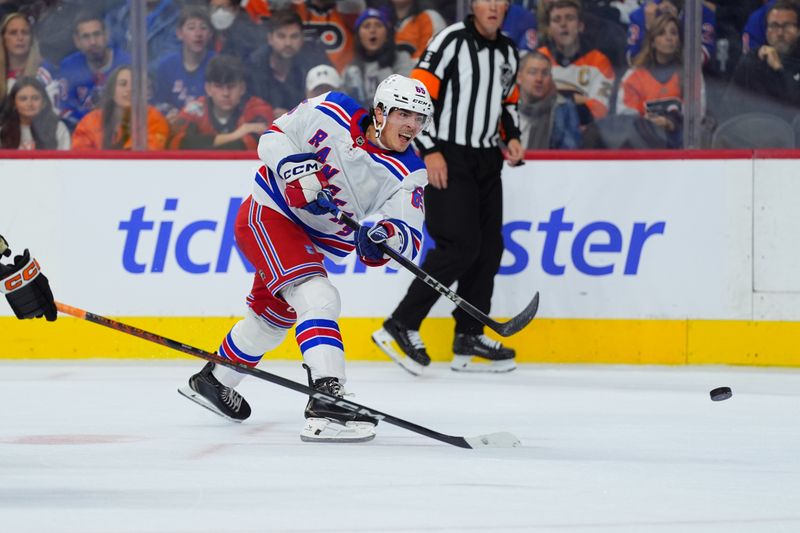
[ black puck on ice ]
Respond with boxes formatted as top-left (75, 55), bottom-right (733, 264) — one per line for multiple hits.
top-left (710, 386), bottom-right (732, 401)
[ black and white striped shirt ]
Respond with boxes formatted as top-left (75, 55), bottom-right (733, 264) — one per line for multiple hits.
top-left (412, 15), bottom-right (521, 154)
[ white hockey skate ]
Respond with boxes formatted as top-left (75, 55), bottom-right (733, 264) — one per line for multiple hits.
top-left (450, 334), bottom-right (517, 373)
top-left (301, 418), bottom-right (376, 443)
top-left (372, 318), bottom-right (431, 376)
top-left (301, 369), bottom-right (377, 443)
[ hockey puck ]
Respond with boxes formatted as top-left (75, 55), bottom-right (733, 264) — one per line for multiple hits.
top-left (710, 386), bottom-right (732, 401)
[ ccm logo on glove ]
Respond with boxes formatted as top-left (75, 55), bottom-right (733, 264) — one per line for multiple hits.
top-left (1, 256), bottom-right (40, 293)
top-left (281, 160), bottom-right (322, 180)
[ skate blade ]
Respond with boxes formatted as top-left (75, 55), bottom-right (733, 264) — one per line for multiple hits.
top-left (450, 355), bottom-right (516, 373)
top-left (372, 329), bottom-right (427, 376)
top-left (464, 431), bottom-right (522, 448)
top-left (177, 385), bottom-right (245, 424)
top-left (300, 418), bottom-right (376, 443)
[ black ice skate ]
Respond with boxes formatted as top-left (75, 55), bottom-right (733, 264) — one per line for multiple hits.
top-left (371, 317), bottom-right (431, 376)
top-left (178, 362), bottom-right (251, 422)
top-left (451, 333), bottom-right (516, 373)
top-left (301, 365), bottom-right (376, 443)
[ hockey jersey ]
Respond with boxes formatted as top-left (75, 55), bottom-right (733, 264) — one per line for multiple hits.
top-left (538, 45), bottom-right (615, 120)
top-left (616, 65), bottom-right (682, 116)
top-left (252, 91), bottom-right (426, 263)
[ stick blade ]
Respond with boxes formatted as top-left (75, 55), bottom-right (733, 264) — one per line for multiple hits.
top-left (464, 431), bottom-right (522, 449)
top-left (493, 291), bottom-right (540, 337)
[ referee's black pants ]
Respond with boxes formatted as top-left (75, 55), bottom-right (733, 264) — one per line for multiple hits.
top-left (392, 143), bottom-right (505, 335)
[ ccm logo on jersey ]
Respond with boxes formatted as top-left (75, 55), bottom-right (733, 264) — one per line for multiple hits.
top-left (1, 257), bottom-right (40, 294)
top-left (282, 161), bottom-right (322, 181)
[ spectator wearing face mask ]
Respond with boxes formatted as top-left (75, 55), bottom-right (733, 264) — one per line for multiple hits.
top-left (209, 0), bottom-right (261, 60)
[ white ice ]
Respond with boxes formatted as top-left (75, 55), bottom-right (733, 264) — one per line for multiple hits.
top-left (1, 360), bottom-right (799, 533)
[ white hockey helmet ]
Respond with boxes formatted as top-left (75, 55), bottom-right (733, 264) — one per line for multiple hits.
top-left (373, 74), bottom-right (434, 133)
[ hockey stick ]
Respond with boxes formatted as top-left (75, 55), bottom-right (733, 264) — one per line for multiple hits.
top-left (54, 301), bottom-right (521, 449)
top-left (326, 200), bottom-right (540, 337)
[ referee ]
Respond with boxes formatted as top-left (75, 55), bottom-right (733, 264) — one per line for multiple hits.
top-left (373, 0), bottom-right (524, 375)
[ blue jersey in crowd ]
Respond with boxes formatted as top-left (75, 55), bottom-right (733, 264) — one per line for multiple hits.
top-left (58, 46), bottom-right (131, 130)
top-left (502, 4), bottom-right (538, 53)
top-left (151, 50), bottom-right (215, 117)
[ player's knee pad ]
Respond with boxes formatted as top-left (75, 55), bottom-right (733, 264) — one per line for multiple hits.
top-left (233, 307), bottom-right (289, 354)
top-left (281, 275), bottom-right (341, 321)
top-left (213, 308), bottom-right (288, 387)
top-left (282, 276), bottom-right (345, 382)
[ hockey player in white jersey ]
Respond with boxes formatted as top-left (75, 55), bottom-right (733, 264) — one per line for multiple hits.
top-left (179, 74), bottom-right (433, 443)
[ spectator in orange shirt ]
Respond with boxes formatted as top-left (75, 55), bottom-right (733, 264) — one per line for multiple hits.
top-left (391, 0), bottom-right (446, 59)
top-left (72, 65), bottom-right (169, 150)
top-left (617, 13), bottom-right (689, 147)
top-left (293, 0), bottom-right (365, 73)
top-left (170, 55), bottom-right (273, 150)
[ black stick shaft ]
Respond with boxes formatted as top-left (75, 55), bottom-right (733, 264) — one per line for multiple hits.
top-left (54, 301), bottom-right (473, 449)
top-left (335, 211), bottom-right (539, 336)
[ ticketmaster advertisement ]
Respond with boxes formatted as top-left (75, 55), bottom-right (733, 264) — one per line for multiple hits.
top-left (2, 155), bottom-right (797, 365)
top-left (0, 157), bottom-right (752, 318)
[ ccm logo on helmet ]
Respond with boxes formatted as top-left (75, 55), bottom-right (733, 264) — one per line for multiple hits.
top-left (1, 258), bottom-right (40, 293)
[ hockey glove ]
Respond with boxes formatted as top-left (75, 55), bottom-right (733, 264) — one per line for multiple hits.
top-left (281, 153), bottom-right (334, 215)
top-left (0, 246), bottom-right (57, 321)
top-left (356, 220), bottom-right (406, 267)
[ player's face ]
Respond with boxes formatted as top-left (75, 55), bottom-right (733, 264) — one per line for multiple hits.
top-left (549, 7), bottom-right (582, 50)
top-left (14, 85), bottom-right (43, 122)
top-left (766, 8), bottom-right (799, 54)
top-left (653, 20), bottom-right (680, 60)
top-left (113, 69), bottom-right (132, 109)
top-left (206, 80), bottom-right (245, 112)
top-left (518, 57), bottom-right (552, 100)
top-left (358, 18), bottom-right (388, 54)
top-left (471, 0), bottom-right (508, 39)
top-left (178, 17), bottom-right (212, 54)
top-left (268, 24), bottom-right (303, 59)
top-left (379, 107), bottom-right (426, 151)
top-left (3, 16), bottom-right (31, 61)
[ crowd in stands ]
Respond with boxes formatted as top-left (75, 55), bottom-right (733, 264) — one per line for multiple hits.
top-left (1, 0), bottom-right (799, 151)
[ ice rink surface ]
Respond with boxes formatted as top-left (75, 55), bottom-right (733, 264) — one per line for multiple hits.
top-left (2, 360), bottom-right (799, 533)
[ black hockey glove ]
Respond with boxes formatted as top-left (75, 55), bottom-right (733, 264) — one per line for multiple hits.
top-left (0, 237), bottom-right (57, 321)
